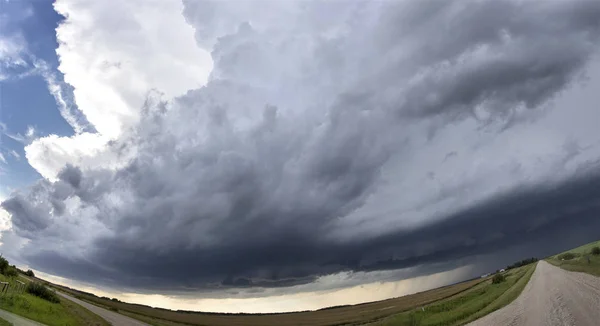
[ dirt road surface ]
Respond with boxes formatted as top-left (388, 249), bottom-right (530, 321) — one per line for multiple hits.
top-left (56, 291), bottom-right (149, 326)
top-left (468, 260), bottom-right (600, 326)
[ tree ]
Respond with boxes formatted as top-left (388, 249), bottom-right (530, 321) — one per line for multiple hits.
top-left (592, 246), bottom-right (600, 256)
top-left (25, 269), bottom-right (35, 277)
top-left (0, 255), bottom-right (8, 274)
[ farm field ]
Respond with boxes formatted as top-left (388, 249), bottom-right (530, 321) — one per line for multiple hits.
top-left (49, 264), bottom-right (537, 326)
top-left (48, 267), bottom-right (540, 326)
top-left (52, 277), bottom-right (487, 326)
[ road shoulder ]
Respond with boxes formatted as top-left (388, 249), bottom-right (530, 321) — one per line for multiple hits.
top-left (0, 308), bottom-right (46, 326)
top-left (55, 291), bottom-right (149, 326)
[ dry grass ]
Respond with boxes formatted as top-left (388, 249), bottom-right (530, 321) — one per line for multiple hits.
top-left (49, 277), bottom-right (485, 326)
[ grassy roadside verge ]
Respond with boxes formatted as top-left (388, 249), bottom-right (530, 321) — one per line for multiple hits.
top-left (0, 292), bottom-right (109, 326)
top-left (0, 317), bottom-right (11, 326)
top-left (372, 263), bottom-right (536, 326)
top-left (455, 262), bottom-right (535, 325)
top-left (0, 254), bottom-right (109, 325)
top-left (0, 273), bottom-right (109, 326)
top-left (545, 239), bottom-right (600, 277)
top-left (546, 257), bottom-right (600, 276)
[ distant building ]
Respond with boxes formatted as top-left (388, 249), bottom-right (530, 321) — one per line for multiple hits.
top-left (500, 269), bottom-right (506, 273)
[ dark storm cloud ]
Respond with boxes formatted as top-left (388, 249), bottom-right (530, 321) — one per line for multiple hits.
top-left (2, 195), bottom-right (51, 233)
top-left (18, 169), bottom-right (600, 293)
top-left (396, 0), bottom-right (600, 119)
top-left (57, 164), bottom-right (82, 189)
top-left (2, 181), bottom-right (54, 234)
top-left (3, 0), bottom-right (600, 293)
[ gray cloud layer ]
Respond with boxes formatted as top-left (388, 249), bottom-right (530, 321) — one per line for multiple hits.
top-left (3, 0), bottom-right (600, 294)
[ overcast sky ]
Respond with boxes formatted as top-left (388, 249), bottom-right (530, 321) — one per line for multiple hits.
top-left (2, 0), bottom-right (600, 313)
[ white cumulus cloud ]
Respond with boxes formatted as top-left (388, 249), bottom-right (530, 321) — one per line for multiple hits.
top-left (23, 0), bottom-right (213, 182)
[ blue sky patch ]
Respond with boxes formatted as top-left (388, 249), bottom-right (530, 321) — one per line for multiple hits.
top-left (0, 0), bottom-right (73, 193)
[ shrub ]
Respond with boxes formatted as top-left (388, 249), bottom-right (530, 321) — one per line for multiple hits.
top-left (4, 266), bottom-right (18, 277)
top-left (25, 269), bottom-right (35, 277)
top-left (26, 282), bottom-right (60, 303)
top-left (492, 274), bottom-right (505, 284)
top-left (558, 252), bottom-right (578, 260)
top-left (592, 247), bottom-right (600, 256)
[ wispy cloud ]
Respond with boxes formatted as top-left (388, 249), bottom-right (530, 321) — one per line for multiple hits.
top-left (32, 59), bottom-right (92, 134)
top-left (9, 150), bottom-right (19, 160)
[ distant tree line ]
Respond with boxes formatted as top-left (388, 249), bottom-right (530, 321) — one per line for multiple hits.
top-left (101, 296), bottom-right (121, 302)
top-left (0, 254), bottom-right (36, 279)
top-left (506, 257), bottom-right (538, 270)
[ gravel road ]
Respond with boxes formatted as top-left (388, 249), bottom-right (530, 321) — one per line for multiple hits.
top-left (56, 291), bottom-right (149, 326)
top-left (468, 260), bottom-right (600, 326)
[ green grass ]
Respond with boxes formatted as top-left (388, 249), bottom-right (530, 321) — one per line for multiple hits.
top-left (546, 239), bottom-right (600, 276)
top-left (0, 292), bottom-right (107, 326)
top-left (559, 239), bottom-right (600, 255)
top-left (375, 263), bottom-right (536, 326)
top-left (0, 280), bottom-right (109, 326)
top-left (0, 274), bottom-right (14, 283)
top-left (0, 317), bottom-right (12, 326)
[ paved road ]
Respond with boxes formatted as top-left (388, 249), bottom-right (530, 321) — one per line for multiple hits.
top-left (0, 308), bottom-right (45, 326)
top-left (469, 260), bottom-right (600, 326)
top-left (56, 292), bottom-right (149, 326)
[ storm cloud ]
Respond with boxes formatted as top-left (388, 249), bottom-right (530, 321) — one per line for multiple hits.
top-left (3, 0), bottom-right (600, 295)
